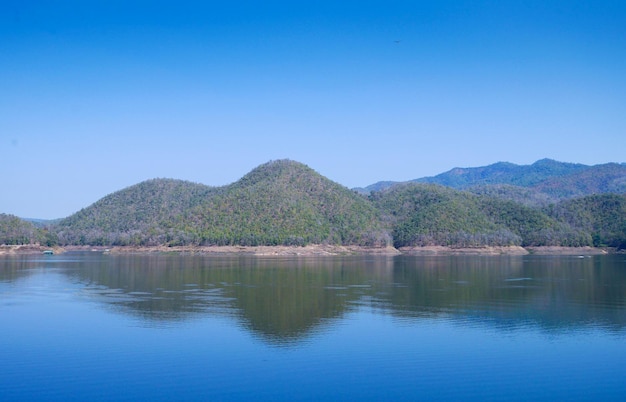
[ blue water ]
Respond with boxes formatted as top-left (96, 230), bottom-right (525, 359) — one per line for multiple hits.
top-left (1, 253), bottom-right (625, 401)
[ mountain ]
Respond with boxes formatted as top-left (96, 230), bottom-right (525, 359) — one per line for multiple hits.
top-left (370, 183), bottom-right (590, 248)
top-left (358, 159), bottom-right (626, 202)
top-left (547, 193), bottom-right (626, 248)
top-left (371, 183), bottom-right (515, 248)
top-left (52, 160), bottom-right (390, 247)
top-left (3, 159), bottom-right (624, 250)
top-left (417, 159), bottom-right (588, 188)
top-left (178, 160), bottom-right (389, 246)
top-left (54, 178), bottom-right (216, 246)
top-left (533, 163), bottom-right (626, 198)
top-left (477, 196), bottom-right (591, 247)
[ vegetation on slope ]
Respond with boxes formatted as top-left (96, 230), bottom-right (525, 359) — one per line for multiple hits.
top-left (371, 183), bottom-right (597, 248)
top-left (178, 160), bottom-right (390, 246)
top-left (547, 194), bottom-right (626, 249)
top-left (0, 214), bottom-right (57, 246)
top-left (54, 179), bottom-right (216, 246)
top-left (0, 214), bottom-right (39, 245)
top-left (468, 184), bottom-right (555, 207)
top-left (478, 197), bottom-right (591, 247)
top-left (3, 159), bottom-right (624, 250)
top-left (371, 184), bottom-right (520, 248)
top-left (50, 161), bottom-right (390, 247)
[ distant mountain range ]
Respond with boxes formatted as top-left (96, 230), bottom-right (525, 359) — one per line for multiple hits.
top-left (2, 159), bottom-right (625, 250)
top-left (356, 159), bottom-right (626, 202)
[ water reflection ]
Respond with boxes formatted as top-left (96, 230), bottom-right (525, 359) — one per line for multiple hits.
top-left (385, 256), bottom-right (626, 332)
top-left (2, 253), bottom-right (625, 342)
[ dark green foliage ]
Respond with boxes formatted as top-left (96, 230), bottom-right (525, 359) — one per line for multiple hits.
top-left (548, 194), bottom-right (626, 249)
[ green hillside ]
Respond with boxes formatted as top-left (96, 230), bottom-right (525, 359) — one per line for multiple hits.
top-left (179, 160), bottom-right (390, 246)
top-left (547, 194), bottom-right (626, 248)
top-left (371, 183), bottom-right (594, 248)
top-left (4, 159), bottom-right (623, 250)
top-left (467, 184), bottom-right (555, 207)
top-left (51, 160), bottom-right (389, 247)
top-left (371, 184), bottom-right (520, 248)
top-left (54, 179), bottom-right (216, 246)
top-left (0, 213), bottom-right (40, 245)
top-left (478, 197), bottom-right (591, 247)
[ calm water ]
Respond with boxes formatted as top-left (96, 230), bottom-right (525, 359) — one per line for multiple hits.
top-left (1, 253), bottom-right (625, 401)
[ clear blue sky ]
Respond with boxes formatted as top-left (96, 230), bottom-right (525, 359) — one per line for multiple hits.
top-left (2, 1), bottom-right (625, 219)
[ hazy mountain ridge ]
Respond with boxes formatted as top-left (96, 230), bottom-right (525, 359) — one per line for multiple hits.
top-left (418, 159), bottom-right (588, 188)
top-left (2, 159), bottom-right (625, 250)
top-left (357, 159), bottom-right (626, 202)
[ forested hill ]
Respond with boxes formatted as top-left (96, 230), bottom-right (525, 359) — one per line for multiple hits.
top-left (0, 213), bottom-right (42, 245)
top-left (52, 160), bottom-right (390, 247)
top-left (54, 179), bottom-right (216, 246)
top-left (176, 160), bottom-right (390, 246)
top-left (358, 159), bottom-right (626, 201)
top-left (2, 159), bottom-right (625, 250)
top-left (370, 183), bottom-right (591, 248)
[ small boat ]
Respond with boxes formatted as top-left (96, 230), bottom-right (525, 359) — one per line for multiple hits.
top-left (43, 250), bottom-right (54, 255)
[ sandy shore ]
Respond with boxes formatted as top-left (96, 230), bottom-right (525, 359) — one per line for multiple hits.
top-left (524, 246), bottom-right (609, 255)
top-left (104, 244), bottom-right (402, 256)
top-left (398, 245), bottom-right (530, 255)
top-left (399, 245), bottom-right (613, 255)
top-left (1, 244), bottom-right (616, 256)
top-left (0, 245), bottom-right (66, 255)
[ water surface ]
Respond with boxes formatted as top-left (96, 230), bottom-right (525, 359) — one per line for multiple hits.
top-left (1, 253), bottom-right (625, 401)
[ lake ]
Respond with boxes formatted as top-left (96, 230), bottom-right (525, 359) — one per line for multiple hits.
top-left (1, 252), bottom-right (625, 401)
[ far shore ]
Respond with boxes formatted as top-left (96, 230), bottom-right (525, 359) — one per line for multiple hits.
top-left (399, 245), bottom-right (611, 256)
top-left (0, 244), bottom-right (618, 256)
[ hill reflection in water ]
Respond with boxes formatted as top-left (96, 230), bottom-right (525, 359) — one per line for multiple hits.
top-left (3, 253), bottom-right (626, 343)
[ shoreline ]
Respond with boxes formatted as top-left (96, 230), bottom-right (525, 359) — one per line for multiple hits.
top-left (1, 244), bottom-right (616, 256)
top-left (0, 245), bottom-right (67, 255)
top-left (399, 245), bottom-right (611, 256)
top-left (106, 244), bottom-right (403, 256)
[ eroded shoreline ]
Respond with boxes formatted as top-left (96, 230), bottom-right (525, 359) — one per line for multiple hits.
top-left (0, 244), bottom-right (616, 256)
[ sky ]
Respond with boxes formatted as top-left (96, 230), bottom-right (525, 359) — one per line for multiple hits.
top-left (2, 0), bottom-right (625, 219)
